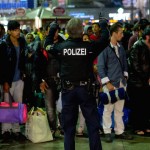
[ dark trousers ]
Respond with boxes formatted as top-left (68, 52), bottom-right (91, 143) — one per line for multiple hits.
top-left (127, 85), bottom-right (150, 131)
top-left (45, 78), bottom-right (59, 131)
top-left (61, 86), bottom-right (102, 150)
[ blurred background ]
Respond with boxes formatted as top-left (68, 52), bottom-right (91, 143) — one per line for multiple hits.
top-left (0, 0), bottom-right (149, 30)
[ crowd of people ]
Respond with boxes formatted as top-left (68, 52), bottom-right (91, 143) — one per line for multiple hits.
top-left (0, 17), bottom-right (150, 150)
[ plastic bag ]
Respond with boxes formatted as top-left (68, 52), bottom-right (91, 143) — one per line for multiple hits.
top-left (25, 107), bottom-right (53, 143)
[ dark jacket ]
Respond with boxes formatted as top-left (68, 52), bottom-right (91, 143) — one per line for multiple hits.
top-left (5, 35), bottom-right (26, 85)
top-left (98, 43), bottom-right (128, 88)
top-left (37, 35), bottom-right (64, 84)
top-left (128, 39), bottom-right (150, 87)
top-left (45, 29), bottom-right (109, 82)
top-left (0, 41), bottom-right (8, 84)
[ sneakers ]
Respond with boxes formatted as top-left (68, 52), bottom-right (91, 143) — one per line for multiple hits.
top-left (12, 132), bottom-right (27, 142)
top-left (57, 126), bottom-right (64, 136)
top-left (115, 132), bottom-right (133, 140)
top-left (1, 131), bottom-right (12, 143)
top-left (105, 134), bottom-right (113, 143)
top-left (76, 127), bottom-right (84, 136)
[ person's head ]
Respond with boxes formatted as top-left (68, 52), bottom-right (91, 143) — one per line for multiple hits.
top-left (0, 24), bottom-right (5, 37)
top-left (110, 22), bottom-right (124, 42)
top-left (84, 25), bottom-right (93, 36)
top-left (22, 29), bottom-right (28, 36)
top-left (123, 22), bottom-right (132, 32)
top-left (132, 23), bottom-right (140, 32)
top-left (44, 23), bottom-right (51, 36)
top-left (82, 33), bottom-right (90, 41)
top-left (132, 23), bottom-right (140, 35)
top-left (92, 23), bottom-right (101, 35)
top-left (142, 27), bottom-right (150, 48)
top-left (139, 18), bottom-right (150, 31)
top-left (26, 33), bottom-right (34, 44)
top-left (66, 18), bottom-right (83, 39)
top-left (7, 20), bottom-right (20, 39)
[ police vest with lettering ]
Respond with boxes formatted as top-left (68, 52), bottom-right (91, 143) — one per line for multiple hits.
top-left (63, 48), bottom-right (87, 56)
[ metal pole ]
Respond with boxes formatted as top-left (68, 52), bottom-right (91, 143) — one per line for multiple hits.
top-left (131, 0), bottom-right (134, 23)
top-left (149, 0), bottom-right (150, 21)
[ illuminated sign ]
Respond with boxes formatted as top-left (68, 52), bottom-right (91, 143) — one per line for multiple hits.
top-left (109, 8), bottom-right (130, 20)
top-left (109, 13), bottom-right (130, 20)
top-left (0, 0), bottom-right (27, 9)
top-left (69, 13), bottom-right (94, 19)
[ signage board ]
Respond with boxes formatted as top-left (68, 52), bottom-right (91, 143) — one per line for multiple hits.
top-left (53, 6), bottom-right (65, 16)
top-left (16, 7), bottom-right (26, 16)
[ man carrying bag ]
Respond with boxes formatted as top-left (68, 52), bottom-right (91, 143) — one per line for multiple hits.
top-left (98, 22), bottom-right (133, 143)
top-left (1, 20), bottom-right (27, 143)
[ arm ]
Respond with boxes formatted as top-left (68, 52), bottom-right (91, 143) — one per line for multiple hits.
top-left (44, 21), bottom-right (59, 49)
top-left (122, 46), bottom-right (128, 79)
top-left (0, 42), bottom-right (10, 92)
top-left (97, 49), bottom-right (114, 91)
top-left (128, 43), bottom-right (147, 80)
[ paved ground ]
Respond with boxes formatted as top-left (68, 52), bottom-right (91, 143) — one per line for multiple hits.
top-left (0, 130), bottom-right (150, 150)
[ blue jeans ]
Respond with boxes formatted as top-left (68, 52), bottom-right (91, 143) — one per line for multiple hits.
top-left (61, 86), bottom-right (102, 150)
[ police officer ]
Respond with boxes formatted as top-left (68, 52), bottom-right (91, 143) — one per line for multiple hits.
top-left (42, 18), bottom-right (109, 150)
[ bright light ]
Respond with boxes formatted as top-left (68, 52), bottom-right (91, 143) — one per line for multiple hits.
top-left (35, 16), bottom-right (42, 29)
top-left (109, 13), bottom-right (130, 20)
top-left (118, 8), bottom-right (124, 14)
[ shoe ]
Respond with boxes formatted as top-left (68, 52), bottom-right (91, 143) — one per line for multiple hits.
top-left (76, 127), bottom-right (84, 136)
top-left (76, 131), bottom-right (84, 136)
top-left (1, 131), bottom-right (12, 143)
top-left (115, 132), bottom-right (133, 140)
top-left (59, 130), bottom-right (64, 136)
top-left (57, 126), bottom-right (64, 136)
top-left (12, 132), bottom-right (27, 142)
top-left (144, 129), bottom-right (150, 137)
top-left (134, 130), bottom-right (145, 136)
top-left (51, 130), bottom-right (56, 140)
top-left (105, 133), bottom-right (113, 143)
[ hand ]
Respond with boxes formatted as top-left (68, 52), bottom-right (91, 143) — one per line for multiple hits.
top-left (47, 21), bottom-right (60, 44)
top-left (106, 82), bottom-right (115, 91)
top-left (93, 64), bottom-right (98, 73)
top-left (99, 18), bottom-right (108, 29)
top-left (148, 78), bottom-right (150, 85)
top-left (3, 82), bottom-right (10, 93)
top-left (28, 53), bottom-right (32, 58)
top-left (40, 81), bottom-right (49, 93)
top-left (50, 21), bottom-right (59, 31)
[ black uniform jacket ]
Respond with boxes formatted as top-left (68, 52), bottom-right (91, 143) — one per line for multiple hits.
top-left (45, 28), bottom-right (109, 82)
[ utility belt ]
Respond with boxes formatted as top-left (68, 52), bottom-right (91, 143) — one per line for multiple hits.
top-left (62, 80), bottom-right (90, 91)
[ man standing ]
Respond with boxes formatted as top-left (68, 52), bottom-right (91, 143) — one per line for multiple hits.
top-left (127, 27), bottom-right (150, 136)
top-left (1, 20), bottom-right (26, 143)
top-left (0, 28), bottom-right (8, 138)
top-left (0, 23), bottom-right (7, 102)
top-left (39, 22), bottom-right (65, 138)
top-left (98, 22), bottom-right (133, 143)
top-left (41, 18), bottom-right (109, 150)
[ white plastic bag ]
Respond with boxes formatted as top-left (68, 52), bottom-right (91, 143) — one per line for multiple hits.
top-left (25, 107), bottom-right (53, 143)
top-left (56, 92), bottom-right (62, 113)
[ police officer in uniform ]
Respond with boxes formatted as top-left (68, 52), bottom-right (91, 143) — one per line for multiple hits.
top-left (42, 18), bottom-right (109, 150)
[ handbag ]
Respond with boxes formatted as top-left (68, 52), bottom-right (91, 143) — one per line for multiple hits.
top-left (0, 93), bottom-right (27, 123)
top-left (99, 87), bottom-right (128, 105)
top-left (25, 107), bottom-right (53, 143)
